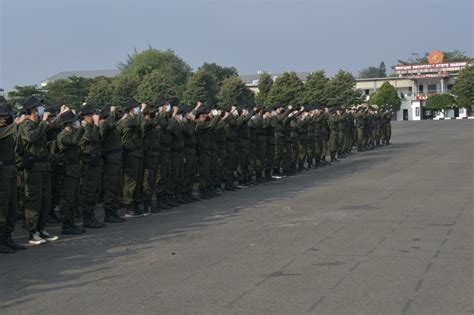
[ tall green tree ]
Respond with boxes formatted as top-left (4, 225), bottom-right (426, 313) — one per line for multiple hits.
top-left (266, 71), bottom-right (303, 106)
top-left (86, 77), bottom-right (115, 108)
top-left (197, 62), bottom-right (238, 87)
top-left (368, 81), bottom-right (401, 111)
top-left (119, 47), bottom-right (191, 86)
top-left (300, 70), bottom-right (328, 105)
top-left (136, 70), bottom-right (180, 105)
top-left (425, 93), bottom-right (456, 110)
top-left (325, 70), bottom-right (362, 107)
top-left (112, 74), bottom-right (140, 106)
top-left (44, 76), bottom-right (94, 109)
top-left (7, 85), bottom-right (47, 108)
top-left (182, 69), bottom-right (218, 105)
top-left (452, 65), bottom-right (474, 110)
top-left (255, 73), bottom-right (273, 107)
top-left (217, 76), bottom-right (254, 107)
top-left (358, 61), bottom-right (387, 79)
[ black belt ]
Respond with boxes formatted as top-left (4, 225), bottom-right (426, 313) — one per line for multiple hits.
top-left (125, 146), bottom-right (141, 153)
top-left (0, 159), bottom-right (15, 167)
top-left (35, 156), bottom-right (49, 163)
top-left (104, 148), bottom-right (123, 155)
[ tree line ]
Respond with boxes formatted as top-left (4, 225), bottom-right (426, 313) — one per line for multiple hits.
top-left (6, 48), bottom-right (473, 113)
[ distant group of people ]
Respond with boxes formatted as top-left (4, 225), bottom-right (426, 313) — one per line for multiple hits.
top-left (0, 94), bottom-right (393, 254)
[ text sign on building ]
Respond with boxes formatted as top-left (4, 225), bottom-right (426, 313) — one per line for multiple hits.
top-left (394, 62), bottom-right (468, 74)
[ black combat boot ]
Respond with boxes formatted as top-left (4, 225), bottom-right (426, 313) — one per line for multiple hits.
top-left (83, 211), bottom-right (106, 228)
top-left (166, 196), bottom-right (180, 207)
top-left (61, 222), bottom-right (85, 235)
top-left (156, 198), bottom-right (172, 210)
top-left (104, 209), bottom-right (124, 223)
top-left (5, 232), bottom-right (26, 251)
top-left (175, 194), bottom-right (188, 204)
top-left (47, 208), bottom-right (61, 224)
top-left (0, 234), bottom-right (15, 254)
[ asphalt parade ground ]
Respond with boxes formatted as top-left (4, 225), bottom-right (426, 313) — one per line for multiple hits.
top-left (1, 120), bottom-right (472, 315)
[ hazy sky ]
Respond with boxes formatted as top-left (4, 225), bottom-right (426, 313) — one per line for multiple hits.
top-left (1, 0), bottom-right (472, 91)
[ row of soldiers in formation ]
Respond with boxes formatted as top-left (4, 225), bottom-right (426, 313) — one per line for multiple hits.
top-left (0, 95), bottom-right (394, 253)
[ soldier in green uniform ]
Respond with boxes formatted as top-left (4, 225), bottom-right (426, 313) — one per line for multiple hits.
top-left (213, 107), bottom-right (229, 191)
top-left (141, 103), bottom-right (165, 211)
top-left (337, 108), bottom-right (347, 159)
top-left (156, 99), bottom-right (178, 207)
top-left (46, 104), bottom-right (63, 224)
top-left (18, 96), bottom-right (59, 244)
top-left (99, 105), bottom-right (126, 223)
top-left (382, 110), bottom-right (394, 145)
top-left (195, 106), bottom-right (220, 198)
top-left (298, 107), bottom-right (310, 170)
top-left (78, 104), bottom-right (106, 228)
top-left (116, 99), bottom-right (145, 217)
top-left (273, 104), bottom-right (289, 176)
top-left (313, 106), bottom-right (325, 167)
top-left (248, 108), bottom-right (260, 184)
top-left (182, 105), bottom-right (199, 202)
top-left (236, 106), bottom-right (252, 186)
top-left (344, 108), bottom-right (355, 155)
top-left (320, 107), bottom-right (331, 165)
top-left (264, 107), bottom-right (276, 180)
top-left (169, 105), bottom-right (187, 204)
top-left (56, 110), bottom-right (87, 234)
top-left (253, 108), bottom-right (267, 182)
top-left (0, 101), bottom-right (26, 253)
top-left (355, 107), bottom-right (366, 152)
top-left (306, 106), bottom-right (316, 168)
top-left (328, 107), bottom-right (342, 162)
top-left (224, 105), bottom-right (239, 191)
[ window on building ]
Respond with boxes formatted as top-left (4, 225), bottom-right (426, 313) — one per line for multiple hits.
top-left (419, 85), bottom-right (424, 92)
top-left (447, 84), bottom-right (453, 90)
top-left (364, 89), bottom-right (370, 95)
top-left (408, 87), bottom-right (412, 96)
top-left (415, 107), bottom-right (420, 117)
top-left (428, 84), bottom-right (437, 94)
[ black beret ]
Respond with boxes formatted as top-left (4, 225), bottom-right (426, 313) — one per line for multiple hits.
top-left (123, 98), bottom-right (139, 111)
top-left (47, 104), bottom-right (62, 115)
top-left (0, 103), bottom-right (13, 116)
top-left (60, 110), bottom-right (78, 125)
top-left (79, 103), bottom-right (96, 116)
top-left (98, 105), bottom-right (111, 118)
top-left (156, 97), bottom-right (167, 107)
top-left (23, 96), bottom-right (42, 112)
top-left (274, 103), bottom-right (285, 109)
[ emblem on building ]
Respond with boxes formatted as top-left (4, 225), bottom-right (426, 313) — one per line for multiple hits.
top-left (427, 50), bottom-right (444, 64)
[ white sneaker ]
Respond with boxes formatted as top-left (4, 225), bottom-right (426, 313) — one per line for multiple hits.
top-left (39, 230), bottom-right (59, 242)
top-left (29, 232), bottom-right (47, 245)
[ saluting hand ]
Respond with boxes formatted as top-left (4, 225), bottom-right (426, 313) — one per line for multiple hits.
top-left (43, 112), bottom-right (51, 122)
top-left (92, 114), bottom-right (100, 126)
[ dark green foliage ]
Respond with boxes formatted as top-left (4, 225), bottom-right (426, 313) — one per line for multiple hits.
top-left (255, 73), bottom-right (273, 107)
top-left (217, 76), bottom-right (254, 107)
top-left (425, 93), bottom-right (456, 110)
top-left (44, 76), bottom-right (94, 109)
top-left (136, 70), bottom-right (180, 105)
top-left (182, 69), bottom-right (219, 105)
top-left (368, 81), bottom-right (401, 111)
top-left (325, 70), bottom-right (362, 107)
top-left (358, 61), bottom-right (387, 79)
top-left (119, 47), bottom-right (191, 87)
top-left (7, 85), bottom-right (48, 109)
top-left (266, 72), bottom-right (303, 106)
top-left (86, 77), bottom-right (115, 108)
top-left (300, 70), bottom-right (328, 105)
top-left (452, 65), bottom-right (474, 109)
top-left (197, 63), bottom-right (238, 87)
